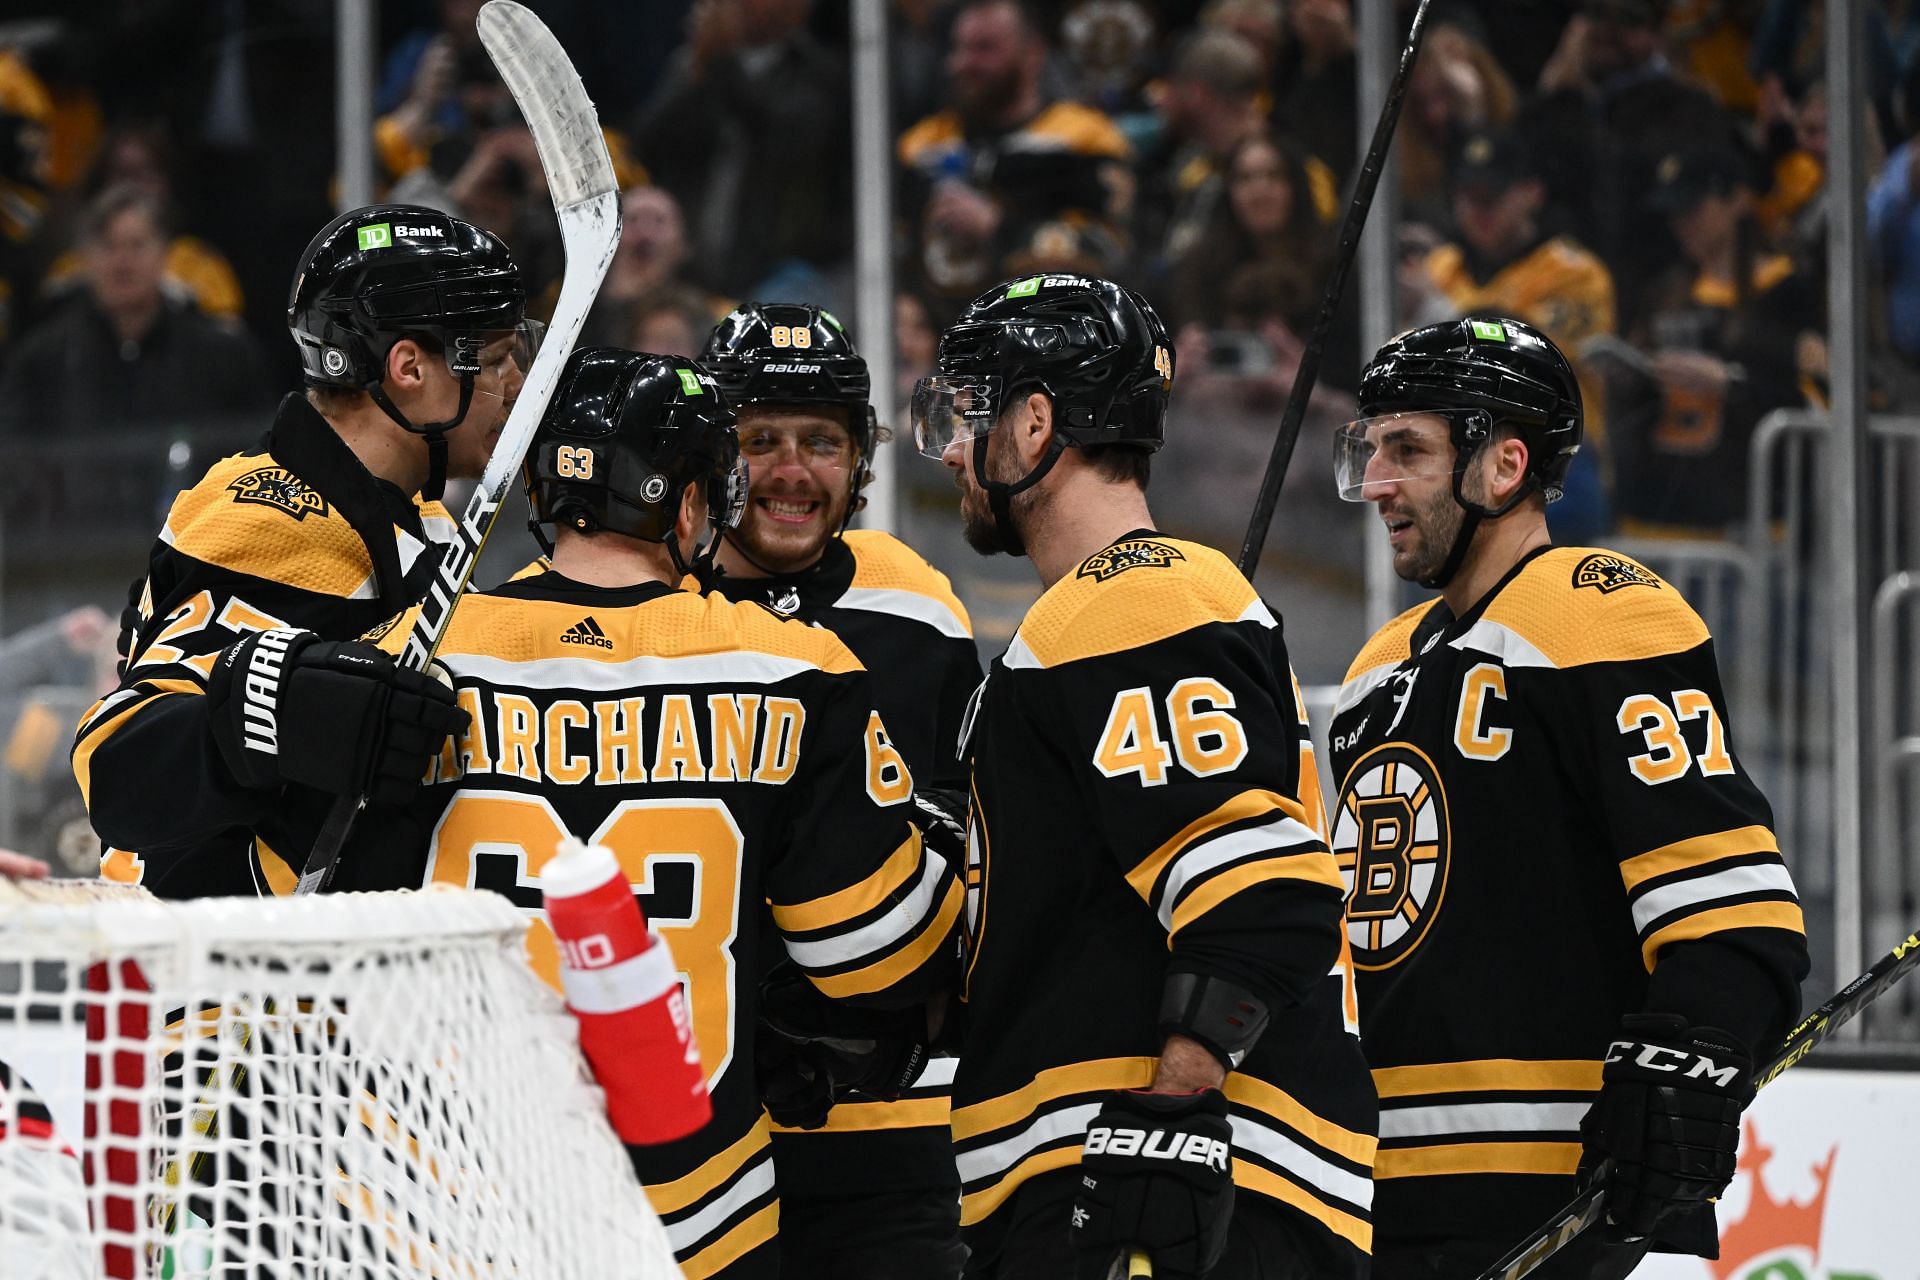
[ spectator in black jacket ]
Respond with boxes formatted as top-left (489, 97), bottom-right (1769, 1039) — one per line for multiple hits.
top-left (0, 185), bottom-right (269, 437)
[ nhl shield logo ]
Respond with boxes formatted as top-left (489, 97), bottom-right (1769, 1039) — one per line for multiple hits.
top-left (228, 467), bottom-right (330, 521)
top-left (1331, 743), bottom-right (1451, 971)
top-left (1571, 552), bottom-right (1660, 594)
top-left (1076, 538), bottom-right (1185, 582)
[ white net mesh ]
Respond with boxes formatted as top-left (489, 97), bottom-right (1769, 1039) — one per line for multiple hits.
top-left (0, 882), bottom-right (682, 1280)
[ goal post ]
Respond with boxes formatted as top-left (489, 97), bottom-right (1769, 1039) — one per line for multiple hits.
top-left (0, 880), bottom-right (683, 1279)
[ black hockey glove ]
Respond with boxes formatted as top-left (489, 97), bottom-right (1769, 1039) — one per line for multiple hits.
top-left (1071, 1088), bottom-right (1235, 1280)
top-left (114, 575), bottom-right (144, 679)
top-left (1579, 1013), bottom-right (1753, 1241)
top-left (207, 629), bottom-right (468, 807)
top-left (755, 962), bottom-right (931, 1130)
top-left (909, 787), bottom-right (969, 868)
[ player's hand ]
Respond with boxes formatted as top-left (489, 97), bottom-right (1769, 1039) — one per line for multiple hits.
top-left (1071, 1088), bottom-right (1235, 1280)
top-left (207, 629), bottom-right (469, 807)
top-left (909, 787), bottom-right (968, 867)
top-left (755, 962), bottom-right (931, 1128)
top-left (1579, 1013), bottom-right (1753, 1240)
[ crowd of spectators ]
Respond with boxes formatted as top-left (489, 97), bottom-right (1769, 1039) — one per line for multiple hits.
top-left (0, 0), bottom-right (1912, 555)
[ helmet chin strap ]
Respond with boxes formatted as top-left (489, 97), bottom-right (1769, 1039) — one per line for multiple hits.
top-left (366, 376), bottom-right (478, 502)
top-left (974, 428), bottom-right (1067, 558)
top-left (1422, 453), bottom-right (1540, 591)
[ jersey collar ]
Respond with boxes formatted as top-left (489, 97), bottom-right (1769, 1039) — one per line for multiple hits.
top-left (699, 535), bottom-right (856, 615)
top-left (1409, 542), bottom-right (1557, 655)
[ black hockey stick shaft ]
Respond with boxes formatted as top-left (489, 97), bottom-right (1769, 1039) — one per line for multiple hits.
top-left (1475, 926), bottom-right (1920, 1280)
top-left (1234, 0), bottom-right (1436, 577)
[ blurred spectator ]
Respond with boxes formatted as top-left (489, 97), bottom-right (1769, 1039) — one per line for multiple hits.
top-left (0, 47), bottom-right (52, 350)
top-left (635, 0), bottom-right (852, 297)
top-left (1665, 0), bottom-right (1761, 113)
top-left (1143, 30), bottom-right (1268, 272)
top-left (376, 24), bottom-right (505, 185)
top-left (1530, 0), bottom-right (1737, 314)
top-left (1399, 23), bottom-right (1519, 228)
top-left (38, 121), bottom-right (244, 326)
top-left (897, 0), bottom-right (1132, 311)
top-left (1270, 0), bottom-right (1358, 183)
top-left (582, 185), bottom-right (719, 348)
top-left (630, 286), bottom-right (722, 359)
top-left (1606, 144), bottom-right (1824, 533)
top-left (1404, 128), bottom-right (1617, 538)
top-left (0, 605), bottom-right (112, 870)
top-left (0, 185), bottom-right (268, 436)
top-left (376, 0), bottom-right (486, 120)
top-left (895, 289), bottom-right (939, 413)
top-left (1199, 0), bottom-right (1284, 78)
top-left (1059, 0), bottom-right (1160, 144)
top-left (1869, 123), bottom-right (1920, 366)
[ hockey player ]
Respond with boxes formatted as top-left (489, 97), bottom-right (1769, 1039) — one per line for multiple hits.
top-left (1328, 317), bottom-right (1809, 1279)
top-left (697, 303), bottom-right (977, 1278)
top-left (331, 346), bottom-right (962, 1280)
top-left (913, 276), bottom-right (1376, 1279)
top-left (74, 203), bottom-right (534, 897)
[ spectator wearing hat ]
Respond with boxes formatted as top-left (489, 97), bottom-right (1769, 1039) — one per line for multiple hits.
top-left (1405, 127), bottom-right (1618, 539)
top-left (1605, 144), bottom-right (1825, 535)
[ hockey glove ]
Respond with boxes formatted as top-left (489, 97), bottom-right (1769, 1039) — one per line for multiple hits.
top-left (755, 961), bottom-right (931, 1130)
top-left (909, 787), bottom-right (969, 869)
top-left (114, 575), bottom-right (144, 679)
top-left (1579, 1012), bottom-right (1753, 1240)
top-left (1071, 1088), bottom-right (1235, 1280)
top-left (207, 629), bottom-right (468, 807)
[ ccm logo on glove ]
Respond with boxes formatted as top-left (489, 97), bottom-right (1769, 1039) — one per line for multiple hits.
top-left (1603, 1040), bottom-right (1742, 1087)
top-left (1084, 1124), bottom-right (1230, 1172)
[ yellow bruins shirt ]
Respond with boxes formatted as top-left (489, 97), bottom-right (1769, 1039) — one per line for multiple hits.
top-left (347, 571), bottom-right (961, 1280)
top-left (1328, 545), bottom-right (1808, 1264)
top-left (75, 393), bottom-right (456, 898)
top-left (954, 533), bottom-right (1375, 1276)
top-left (704, 530), bottom-right (980, 1206)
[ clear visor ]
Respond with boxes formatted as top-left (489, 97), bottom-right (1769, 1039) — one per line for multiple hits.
top-left (447, 319), bottom-right (546, 385)
top-left (911, 373), bottom-right (1005, 458)
top-left (718, 457), bottom-right (750, 530)
top-left (1334, 412), bottom-right (1468, 502)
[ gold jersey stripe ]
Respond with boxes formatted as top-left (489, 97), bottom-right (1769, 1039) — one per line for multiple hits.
top-left (1168, 852), bottom-right (1343, 937)
top-left (645, 1116), bottom-right (772, 1216)
top-left (769, 1094), bottom-right (951, 1135)
top-left (1375, 1140), bottom-right (1581, 1179)
top-left (951, 1056), bottom-right (1156, 1141)
top-left (772, 828), bottom-right (924, 934)
top-left (1225, 1075), bottom-right (1379, 1167)
top-left (1640, 899), bottom-right (1807, 971)
top-left (1234, 1161), bottom-right (1373, 1252)
top-left (959, 1144), bottom-right (1082, 1226)
top-left (1125, 789), bottom-right (1309, 904)
top-left (1619, 825), bottom-right (1781, 893)
top-left (808, 876), bottom-right (964, 999)
top-left (676, 1200), bottom-right (779, 1280)
top-left (1370, 1059), bottom-right (1602, 1099)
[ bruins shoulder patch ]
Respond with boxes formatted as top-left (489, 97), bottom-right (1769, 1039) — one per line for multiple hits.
top-left (228, 467), bottom-right (330, 521)
top-left (1076, 538), bottom-right (1185, 582)
top-left (1571, 552), bottom-right (1659, 594)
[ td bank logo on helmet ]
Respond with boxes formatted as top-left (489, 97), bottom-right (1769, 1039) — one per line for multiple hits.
top-left (1083, 1124), bottom-right (1229, 1173)
top-left (357, 221), bottom-right (445, 251)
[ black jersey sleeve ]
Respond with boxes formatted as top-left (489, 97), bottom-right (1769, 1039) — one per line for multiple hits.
top-left (1044, 614), bottom-right (1346, 1012)
top-left (765, 661), bottom-right (964, 1008)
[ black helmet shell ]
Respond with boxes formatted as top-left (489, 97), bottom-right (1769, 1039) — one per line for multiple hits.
top-left (289, 203), bottom-right (526, 390)
top-left (1358, 316), bottom-right (1582, 500)
top-left (700, 302), bottom-right (876, 452)
top-left (524, 347), bottom-right (741, 548)
top-left (935, 274), bottom-right (1174, 452)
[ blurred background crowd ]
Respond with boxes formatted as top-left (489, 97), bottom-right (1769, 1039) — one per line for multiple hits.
top-left (0, 0), bottom-right (1913, 1037)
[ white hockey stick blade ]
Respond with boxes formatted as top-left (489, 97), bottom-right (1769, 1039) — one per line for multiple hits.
top-left (297, 1), bottom-right (618, 894)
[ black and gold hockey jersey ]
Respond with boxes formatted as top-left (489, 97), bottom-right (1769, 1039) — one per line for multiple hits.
top-left (1327, 545), bottom-right (1808, 1262)
top-left (351, 571), bottom-right (963, 1280)
top-left (75, 393), bottom-right (455, 898)
top-left (953, 533), bottom-right (1376, 1275)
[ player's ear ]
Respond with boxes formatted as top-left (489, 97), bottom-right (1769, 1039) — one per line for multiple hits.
top-left (1018, 390), bottom-right (1055, 464)
top-left (676, 480), bottom-right (706, 547)
top-left (385, 338), bottom-right (430, 391)
top-left (1487, 434), bottom-right (1531, 507)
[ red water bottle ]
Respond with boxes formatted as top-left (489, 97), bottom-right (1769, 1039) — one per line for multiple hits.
top-left (542, 838), bottom-right (711, 1145)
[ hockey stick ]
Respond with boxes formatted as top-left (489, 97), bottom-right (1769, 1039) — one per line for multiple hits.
top-left (1234, 0), bottom-right (1435, 577)
top-left (296, 0), bottom-right (619, 894)
top-left (1475, 925), bottom-right (1920, 1280)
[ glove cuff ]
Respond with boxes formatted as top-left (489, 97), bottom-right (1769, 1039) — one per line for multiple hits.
top-left (1159, 971), bottom-right (1270, 1070)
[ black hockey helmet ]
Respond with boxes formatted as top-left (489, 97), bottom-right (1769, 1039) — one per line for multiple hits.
top-left (524, 347), bottom-right (746, 576)
top-left (912, 273), bottom-right (1174, 459)
top-left (700, 302), bottom-right (878, 458)
top-left (289, 204), bottom-right (535, 492)
top-left (1337, 316), bottom-right (1582, 586)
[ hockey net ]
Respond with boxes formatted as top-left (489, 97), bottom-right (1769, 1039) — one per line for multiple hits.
top-left (0, 879), bottom-right (682, 1279)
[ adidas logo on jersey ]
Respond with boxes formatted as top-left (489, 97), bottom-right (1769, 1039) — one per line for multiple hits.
top-left (560, 616), bottom-right (614, 649)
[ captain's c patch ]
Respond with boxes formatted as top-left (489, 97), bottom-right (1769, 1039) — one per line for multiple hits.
top-left (228, 467), bottom-right (330, 521)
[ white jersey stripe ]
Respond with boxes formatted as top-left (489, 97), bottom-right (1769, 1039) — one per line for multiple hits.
top-left (1231, 1111), bottom-right (1375, 1210)
top-left (1157, 814), bottom-right (1325, 929)
top-left (1630, 861), bottom-right (1797, 934)
top-left (1378, 1100), bottom-right (1590, 1141)
top-left (659, 1150), bottom-right (775, 1255)
top-left (835, 587), bottom-right (971, 640)
top-left (955, 1102), bottom-right (1100, 1186)
top-left (783, 853), bottom-right (947, 970)
top-left (443, 649), bottom-right (826, 692)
